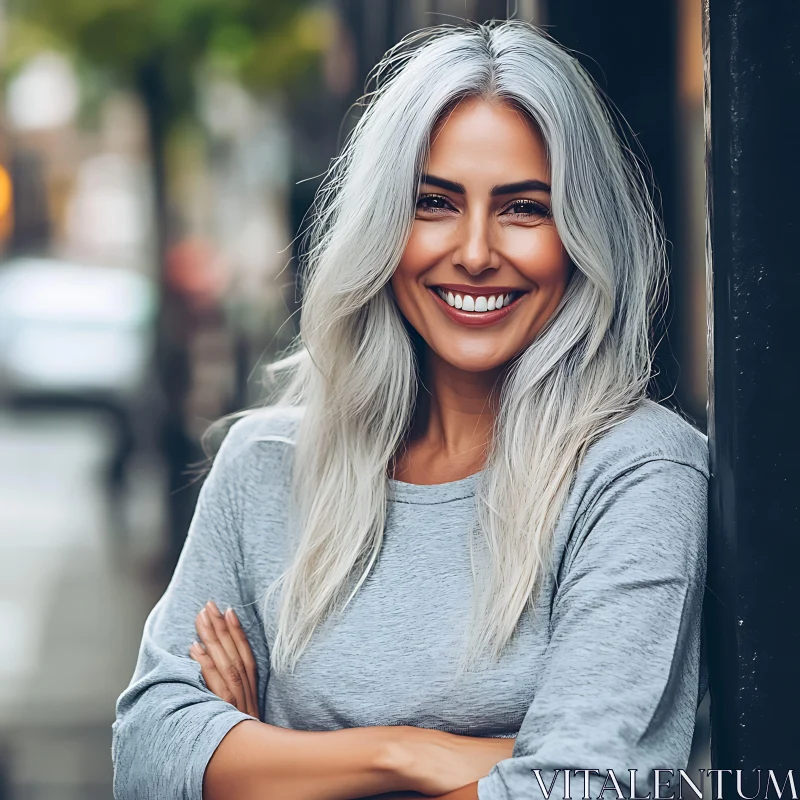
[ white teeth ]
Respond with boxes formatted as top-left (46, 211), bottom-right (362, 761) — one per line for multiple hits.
top-left (434, 288), bottom-right (518, 313)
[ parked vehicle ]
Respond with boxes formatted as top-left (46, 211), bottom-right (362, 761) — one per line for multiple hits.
top-left (0, 257), bottom-right (157, 406)
top-left (0, 256), bottom-right (161, 526)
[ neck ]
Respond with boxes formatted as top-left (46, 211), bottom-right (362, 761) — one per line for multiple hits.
top-left (412, 348), bottom-right (506, 463)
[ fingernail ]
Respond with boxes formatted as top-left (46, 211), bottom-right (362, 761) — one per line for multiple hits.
top-left (208, 601), bottom-right (222, 617)
top-left (201, 609), bottom-right (210, 625)
top-left (226, 608), bottom-right (239, 626)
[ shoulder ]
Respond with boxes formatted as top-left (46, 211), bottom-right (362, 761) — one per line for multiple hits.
top-left (582, 398), bottom-right (708, 481)
top-left (558, 400), bottom-right (709, 578)
top-left (207, 405), bottom-right (304, 490)
top-left (568, 399), bottom-right (708, 521)
top-left (220, 404), bottom-right (304, 452)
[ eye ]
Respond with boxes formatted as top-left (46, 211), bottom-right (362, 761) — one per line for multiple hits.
top-left (501, 199), bottom-right (552, 219)
top-left (416, 194), bottom-right (455, 214)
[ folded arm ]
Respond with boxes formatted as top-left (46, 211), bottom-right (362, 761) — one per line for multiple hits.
top-left (113, 419), bottom-right (508, 800)
top-left (476, 459), bottom-right (708, 800)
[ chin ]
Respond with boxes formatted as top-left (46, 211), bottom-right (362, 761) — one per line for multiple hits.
top-left (436, 347), bottom-right (514, 374)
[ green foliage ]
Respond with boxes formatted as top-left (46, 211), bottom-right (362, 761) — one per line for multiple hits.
top-left (4, 18), bottom-right (62, 72)
top-left (10, 0), bottom-right (328, 107)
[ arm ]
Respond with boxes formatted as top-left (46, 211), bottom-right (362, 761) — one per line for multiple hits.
top-left (195, 655), bottom-right (506, 799)
top-left (427, 785), bottom-right (479, 799)
top-left (194, 677), bottom-right (510, 800)
top-left (203, 719), bottom-right (415, 799)
top-left (363, 786), bottom-right (479, 799)
top-left (112, 420), bottom-right (270, 800)
top-left (113, 418), bottom-right (510, 800)
top-left (476, 459), bottom-right (708, 800)
top-left (440, 787), bottom-right (478, 800)
top-left (112, 420), bottom-right (415, 800)
top-left (191, 606), bottom-right (513, 800)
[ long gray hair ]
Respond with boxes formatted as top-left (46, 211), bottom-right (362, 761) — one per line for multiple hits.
top-left (255, 20), bottom-right (665, 676)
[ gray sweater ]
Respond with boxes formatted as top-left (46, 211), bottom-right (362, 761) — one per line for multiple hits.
top-left (112, 399), bottom-right (709, 800)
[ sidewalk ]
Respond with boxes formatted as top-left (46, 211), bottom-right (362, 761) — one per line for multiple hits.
top-left (0, 409), bottom-right (166, 800)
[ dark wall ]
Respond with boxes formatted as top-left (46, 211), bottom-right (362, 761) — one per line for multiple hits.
top-left (545, 1), bottom-right (688, 419)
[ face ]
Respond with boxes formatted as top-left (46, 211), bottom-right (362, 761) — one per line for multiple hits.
top-left (391, 96), bottom-right (573, 376)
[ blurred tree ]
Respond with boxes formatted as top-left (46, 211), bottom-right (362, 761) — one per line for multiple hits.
top-left (10, 0), bottom-right (327, 250)
top-left (9, 0), bottom-right (328, 562)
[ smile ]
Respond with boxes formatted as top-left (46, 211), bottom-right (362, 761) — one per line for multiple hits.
top-left (428, 286), bottom-right (527, 326)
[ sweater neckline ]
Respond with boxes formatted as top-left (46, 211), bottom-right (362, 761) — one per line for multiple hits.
top-left (387, 469), bottom-right (483, 505)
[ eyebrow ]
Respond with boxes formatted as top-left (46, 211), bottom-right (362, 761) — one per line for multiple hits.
top-left (420, 173), bottom-right (551, 195)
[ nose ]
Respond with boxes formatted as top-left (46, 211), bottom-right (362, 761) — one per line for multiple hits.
top-left (452, 210), bottom-right (498, 275)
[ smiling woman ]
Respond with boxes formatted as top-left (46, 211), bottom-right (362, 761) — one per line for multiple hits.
top-left (394, 99), bottom-right (570, 346)
top-left (113, 19), bottom-right (708, 800)
top-left (389, 97), bottom-right (573, 484)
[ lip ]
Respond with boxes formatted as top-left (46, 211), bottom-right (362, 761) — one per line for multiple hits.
top-left (428, 286), bottom-right (524, 327)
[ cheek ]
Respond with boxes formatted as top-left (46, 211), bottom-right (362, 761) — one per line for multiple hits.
top-left (504, 228), bottom-right (570, 285)
top-left (398, 222), bottom-right (452, 273)
top-left (392, 231), bottom-right (426, 308)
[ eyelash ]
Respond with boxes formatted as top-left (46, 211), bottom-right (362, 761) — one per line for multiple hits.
top-left (503, 199), bottom-right (552, 218)
top-left (415, 194), bottom-right (552, 219)
top-left (416, 194), bottom-right (453, 213)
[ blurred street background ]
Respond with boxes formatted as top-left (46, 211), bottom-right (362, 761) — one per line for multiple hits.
top-left (0, 1), bottom-right (709, 797)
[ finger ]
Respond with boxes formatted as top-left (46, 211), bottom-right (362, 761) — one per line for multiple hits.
top-left (195, 608), bottom-right (249, 713)
top-left (225, 608), bottom-right (259, 719)
top-left (205, 602), bottom-right (258, 715)
top-left (225, 608), bottom-right (259, 716)
top-left (190, 643), bottom-right (230, 701)
top-left (195, 607), bottom-right (249, 712)
top-left (190, 642), bottom-right (236, 705)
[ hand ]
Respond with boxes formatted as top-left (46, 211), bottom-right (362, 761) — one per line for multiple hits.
top-left (190, 600), bottom-right (260, 719)
top-left (389, 727), bottom-right (515, 796)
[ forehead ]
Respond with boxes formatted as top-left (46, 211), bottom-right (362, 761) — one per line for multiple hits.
top-left (426, 97), bottom-right (549, 181)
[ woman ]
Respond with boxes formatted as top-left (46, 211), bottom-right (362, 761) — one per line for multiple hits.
top-left (113, 20), bottom-right (708, 800)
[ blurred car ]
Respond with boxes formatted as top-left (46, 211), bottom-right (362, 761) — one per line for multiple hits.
top-left (0, 256), bottom-right (157, 408)
top-left (0, 257), bottom-right (161, 511)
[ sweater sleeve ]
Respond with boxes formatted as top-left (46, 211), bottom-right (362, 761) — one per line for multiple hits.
top-left (477, 458), bottom-right (708, 800)
top-left (112, 420), bottom-right (269, 800)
